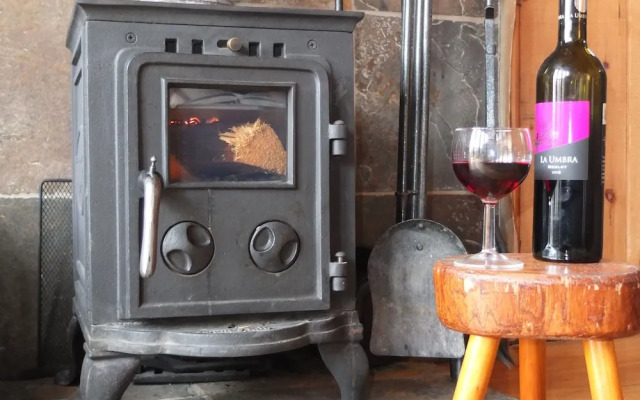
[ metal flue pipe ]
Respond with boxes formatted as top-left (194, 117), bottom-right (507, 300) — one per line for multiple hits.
top-left (485, 0), bottom-right (497, 128)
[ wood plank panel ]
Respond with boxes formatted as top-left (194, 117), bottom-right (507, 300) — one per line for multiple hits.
top-left (514, 0), bottom-right (556, 253)
top-left (627, 0), bottom-right (640, 264)
top-left (510, 2), bottom-right (522, 250)
top-left (515, 0), bottom-right (628, 262)
top-left (589, 0), bottom-right (628, 262)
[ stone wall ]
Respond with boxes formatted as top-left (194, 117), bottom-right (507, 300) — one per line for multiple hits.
top-left (352, 3), bottom-right (485, 249)
top-left (0, 0), bottom-right (485, 378)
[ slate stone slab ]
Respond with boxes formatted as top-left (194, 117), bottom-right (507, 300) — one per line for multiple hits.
top-left (356, 193), bottom-right (395, 248)
top-left (426, 193), bottom-right (483, 254)
top-left (428, 19), bottom-right (486, 191)
top-left (354, 13), bottom-right (402, 193)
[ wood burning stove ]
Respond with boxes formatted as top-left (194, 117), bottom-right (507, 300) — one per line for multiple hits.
top-left (66, 1), bottom-right (367, 398)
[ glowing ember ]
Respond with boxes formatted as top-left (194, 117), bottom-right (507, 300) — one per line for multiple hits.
top-left (170, 116), bottom-right (220, 127)
top-left (186, 117), bottom-right (201, 126)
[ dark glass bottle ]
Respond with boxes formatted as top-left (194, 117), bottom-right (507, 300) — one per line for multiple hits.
top-left (533, 0), bottom-right (607, 262)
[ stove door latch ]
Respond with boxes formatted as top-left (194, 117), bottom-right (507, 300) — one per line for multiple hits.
top-left (329, 121), bottom-right (347, 156)
top-left (329, 251), bottom-right (348, 291)
top-left (139, 156), bottom-right (163, 278)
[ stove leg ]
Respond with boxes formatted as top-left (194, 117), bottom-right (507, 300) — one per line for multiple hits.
top-left (79, 353), bottom-right (140, 400)
top-left (318, 341), bottom-right (369, 400)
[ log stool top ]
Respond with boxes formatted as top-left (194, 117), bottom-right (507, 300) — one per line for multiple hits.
top-left (434, 253), bottom-right (640, 340)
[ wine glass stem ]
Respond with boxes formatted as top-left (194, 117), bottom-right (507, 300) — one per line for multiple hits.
top-left (482, 202), bottom-right (498, 252)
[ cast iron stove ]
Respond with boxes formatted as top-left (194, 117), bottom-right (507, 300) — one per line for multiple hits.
top-left (65, 1), bottom-right (367, 398)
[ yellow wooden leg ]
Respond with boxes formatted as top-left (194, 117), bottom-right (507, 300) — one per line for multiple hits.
top-left (584, 340), bottom-right (624, 400)
top-left (453, 335), bottom-right (501, 400)
top-left (519, 338), bottom-right (546, 400)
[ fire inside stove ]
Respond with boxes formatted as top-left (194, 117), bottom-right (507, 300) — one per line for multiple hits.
top-left (168, 86), bottom-right (289, 183)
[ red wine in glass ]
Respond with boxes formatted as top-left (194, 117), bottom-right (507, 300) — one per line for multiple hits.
top-left (452, 161), bottom-right (530, 203)
top-left (451, 127), bottom-right (532, 269)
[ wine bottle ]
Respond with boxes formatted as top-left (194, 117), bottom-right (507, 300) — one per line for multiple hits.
top-left (532, 0), bottom-right (607, 262)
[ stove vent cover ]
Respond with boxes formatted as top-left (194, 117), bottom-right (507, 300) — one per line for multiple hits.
top-left (38, 179), bottom-right (73, 375)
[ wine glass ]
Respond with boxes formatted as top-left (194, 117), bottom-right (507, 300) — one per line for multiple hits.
top-left (451, 127), bottom-right (532, 269)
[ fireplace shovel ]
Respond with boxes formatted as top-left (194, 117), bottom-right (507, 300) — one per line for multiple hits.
top-left (366, 0), bottom-right (466, 365)
top-left (367, 221), bottom-right (467, 361)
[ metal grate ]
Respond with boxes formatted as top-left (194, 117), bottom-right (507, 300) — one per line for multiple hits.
top-left (38, 179), bottom-right (74, 376)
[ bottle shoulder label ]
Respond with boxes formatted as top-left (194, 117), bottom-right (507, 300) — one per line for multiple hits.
top-left (535, 101), bottom-right (590, 180)
top-left (558, 13), bottom-right (586, 20)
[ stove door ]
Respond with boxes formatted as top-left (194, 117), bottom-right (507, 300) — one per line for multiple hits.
top-left (118, 53), bottom-right (333, 319)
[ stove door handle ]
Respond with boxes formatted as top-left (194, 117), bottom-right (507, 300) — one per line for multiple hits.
top-left (140, 156), bottom-right (163, 278)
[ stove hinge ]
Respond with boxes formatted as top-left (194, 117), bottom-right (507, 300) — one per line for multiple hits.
top-left (329, 251), bottom-right (348, 291)
top-left (328, 121), bottom-right (347, 156)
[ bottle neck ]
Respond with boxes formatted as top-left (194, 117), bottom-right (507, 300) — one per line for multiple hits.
top-left (558, 0), bottom-right (588, 45)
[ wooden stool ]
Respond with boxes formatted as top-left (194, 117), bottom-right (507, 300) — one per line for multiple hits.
top-left (433, 253), bottom-right (640, 400)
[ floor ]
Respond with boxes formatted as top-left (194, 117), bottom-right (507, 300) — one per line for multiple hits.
top-left (0, 347), bottom-right (513, 400)
top-left (1, 336), bottom-right (638, 399)
top-left (489, 335), bottom-right (640, 399)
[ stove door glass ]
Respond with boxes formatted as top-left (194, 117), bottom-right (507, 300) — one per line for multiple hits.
top-left (168, 86), bottom-right (288, 183)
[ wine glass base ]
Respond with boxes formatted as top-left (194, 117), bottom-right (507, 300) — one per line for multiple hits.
top-left (453, 251), bottom-right (523, 270)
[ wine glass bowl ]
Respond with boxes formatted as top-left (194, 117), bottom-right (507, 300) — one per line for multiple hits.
top-left (452, 127), bottom-right (532, 269)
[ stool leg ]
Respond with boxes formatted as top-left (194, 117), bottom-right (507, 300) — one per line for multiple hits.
top-left (519, 339), bottom-right (546, 400)
top-left (583, 340), bottom-right (624, 400)
top-left (452, 335), bottom-right (500, 400)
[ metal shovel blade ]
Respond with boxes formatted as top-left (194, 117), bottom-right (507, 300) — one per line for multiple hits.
top-left (368, 219), bottom-right (466, 358)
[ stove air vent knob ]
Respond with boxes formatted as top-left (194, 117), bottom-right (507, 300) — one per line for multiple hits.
top-left (161, 221), bottom-right (215, 275)
top-left (250, 221), bottom-right (300, 273)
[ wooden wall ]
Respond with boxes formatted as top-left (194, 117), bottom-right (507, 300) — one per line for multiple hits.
top-left (515, 0), bottom-right (638, 263)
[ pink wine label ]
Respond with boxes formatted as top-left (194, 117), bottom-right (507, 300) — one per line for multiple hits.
top-left (535, 101), bottom-right (590, 180)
